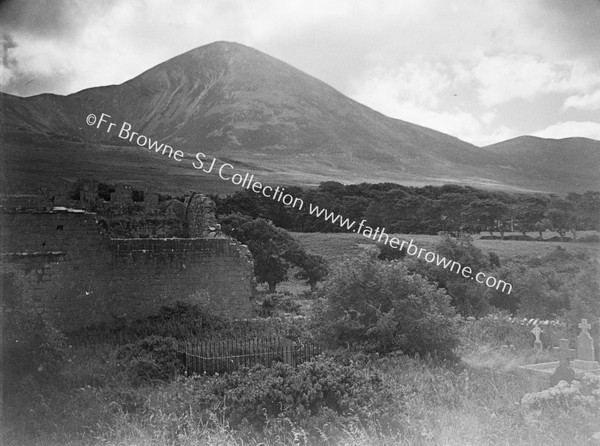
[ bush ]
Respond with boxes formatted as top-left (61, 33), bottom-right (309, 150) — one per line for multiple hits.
top-left (314, 254), bottom-right (460, 361)
top-left (70, 301), bottom-right (228, 344)
top-left (486, 250), bottom-right (599, 321)
top-left (1, 272), bottom-right (67, 388)
top-left (260, 293), bottom-right (301, 317)
top-left (405, 235), bottom-right (493, 317)
top-left (522, 374), bottom-right (600, 412)
top-left (116, 336), bottom-right (182, 385)
top-left (3, 311), bottom-right (68, 388)
top-left (378, 242), bottom-right (406, 261)
top-left (521, 375), bottom-right (600, 442)
top-left (577, 233), bottom-right (600, 243)
top-left (204, 356), bottom-right (398, 434)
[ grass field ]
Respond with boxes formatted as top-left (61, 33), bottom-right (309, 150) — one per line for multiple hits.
top-left (291, 231), bottom-right (600, 264)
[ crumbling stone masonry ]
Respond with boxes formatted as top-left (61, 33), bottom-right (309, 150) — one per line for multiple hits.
top-left (185, 192), bottom-right (220, 237)
top-left (0, 199), bottom-right (255, 331)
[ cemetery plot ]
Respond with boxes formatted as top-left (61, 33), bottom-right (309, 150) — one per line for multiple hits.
top-left (518, 318), bottom-right (600, 387)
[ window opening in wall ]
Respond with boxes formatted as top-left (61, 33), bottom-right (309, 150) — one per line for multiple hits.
top-left (57, 225), bottom-right (64, 230)
top-left (132, 189), bottom-right (145, 202)
top-left (98, 183), bottom-right (115, 201)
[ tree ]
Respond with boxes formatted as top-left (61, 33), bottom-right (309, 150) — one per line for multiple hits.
top-left (433, 193), bottom-right (473, 235)
top-left (313, 254), bottom-right (459, 360)
top-left (405, 235), bottom-right (492, 317)
top-left (578, 191), bottom-right (600, 231)
top-left (566, 265), bottom-right (600, 323)
top-left (465, 199), bottom-right (511, 238)
top-left (220, 214), bottom-right (306, 292)
top-left (534, 218), bottom-right (550, 240)
top-left (295, 253), bottom-right (329, 292)
top-left (513, 197), bottom-right (547, 237)
top-left (546, 208), bottom-right (570, 241)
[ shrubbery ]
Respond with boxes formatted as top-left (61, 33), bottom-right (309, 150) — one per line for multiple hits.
top-left (407, 235), bottom-right (493, 317)
top-left (521, 375), bottom-right (600, 442)
top-left (314, 254), bottom-right (460, 360)
top-left (378, 242), bottom-right (406, 261)
top-left (200, 356), bottom-right (398, 435)
top-left (522, 374), bottom-right (600, 412)
top-left (486, 247), bottom-right (600, 323)
top-left (3, 310), bottom-right (68, 387)
top-left (70, 301), bottom-right (228, 344)
top-left (1, 272), bottom-right (68, 388)
top-left (260, 292), bottom-right (302, 317)
top-left (116, 335), bottom-right (182, 385)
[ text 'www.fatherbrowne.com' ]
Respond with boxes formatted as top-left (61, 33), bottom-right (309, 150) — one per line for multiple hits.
top-left (306, 204), bottom-right (512, 294)
top-left (86, 112), bottom-right (512, 295)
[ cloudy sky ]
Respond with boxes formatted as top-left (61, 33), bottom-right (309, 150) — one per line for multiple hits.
top-left (1, 0), bottom-right (599, 146)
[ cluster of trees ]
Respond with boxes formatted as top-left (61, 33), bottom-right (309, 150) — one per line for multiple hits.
top-left (313, 242), bottom-right (599, 360)
top-left (321, 237), bottom-right (599, 337)
top-left (220, 201), bottom-right (600, 321)
top-left (213, 183), bottom-right (600, 240)
top-left (401, 236), bottom-right (599, 321)
top-left (484, 247), bottom-right (600, 321)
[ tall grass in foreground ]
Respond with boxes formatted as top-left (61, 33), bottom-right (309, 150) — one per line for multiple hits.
top-left (4, 342), bottom-right (599, 446)
top-left (1, 310), bottom-right (594, 446)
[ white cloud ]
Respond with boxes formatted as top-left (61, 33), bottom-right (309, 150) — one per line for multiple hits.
top-left (353, 62), bottom-right (451, 109)
top-left (472, 54), bottom-right (576, 107)
top-left (533, 121), bottom-right (600, 141)
top-left (563, 90), bottom-right (600, 111)
top-left (349, 63), bottom-right (518, 146)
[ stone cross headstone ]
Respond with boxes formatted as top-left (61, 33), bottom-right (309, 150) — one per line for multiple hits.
top-left (551, 339), bottom-right (576, 385)
top-left (577, 318), bottom-right (595, 362)
top-left (531, 325), bottom-right (543, 351)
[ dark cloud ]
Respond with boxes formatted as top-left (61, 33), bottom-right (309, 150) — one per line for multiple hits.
top-left (0, 0), bottom-right (117, 39)
top-left (0, 0), bottom-right (118, 96)
top-left (538, 0), bottom-right (600, 62)
top-left (1, 32), bottom-right (17, 68)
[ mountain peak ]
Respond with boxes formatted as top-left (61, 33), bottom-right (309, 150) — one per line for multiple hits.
top-left (2, 42), bottom-right (596, 193)
top-left (176, 40), bottom-right (256, 62)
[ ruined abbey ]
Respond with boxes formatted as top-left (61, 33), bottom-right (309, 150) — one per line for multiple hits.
top-left (0, 180), bottom-right (256, 331)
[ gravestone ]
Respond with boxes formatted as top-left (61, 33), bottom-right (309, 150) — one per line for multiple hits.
top-left (550, 339), bottom-right (576, 385)
top-left (531, 325), bottom-right (543, 351)
top-left (572, 318), bottom-right (599, 371)
top-left (577, 319), bottom-right (594, 361)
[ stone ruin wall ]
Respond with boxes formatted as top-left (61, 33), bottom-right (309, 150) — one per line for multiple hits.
top-left (0, 199), bottom-right (256, 332)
